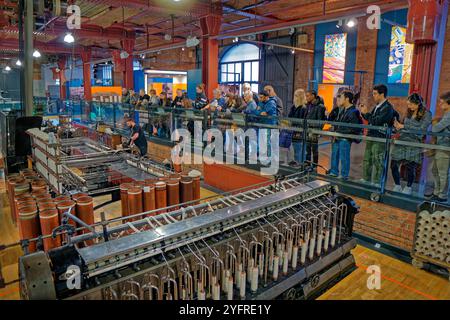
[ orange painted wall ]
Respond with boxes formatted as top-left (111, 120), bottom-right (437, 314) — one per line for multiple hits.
top-left (91, 86), bottom-right (122, 95)
top-left (203, 163), bottom-right (271, 192)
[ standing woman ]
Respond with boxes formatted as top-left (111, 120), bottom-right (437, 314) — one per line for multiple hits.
top-left (288, 89), bottom-right (307, 165)
top-left (193, 83), bottom-right (209, 110)
top-left (391, 93), bottom-right (432, 194)
top-left (159, 92), bottom-right (171, 107)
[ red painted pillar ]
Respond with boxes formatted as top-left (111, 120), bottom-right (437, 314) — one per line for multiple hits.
top-left (58, 57), bottom-right (67, 100)
top-left (121, 39), bottom-right (135, 90)
top-left (407, 0), bottom-right (448, 107)
top-left (81, 48), bottom-right (92, 101)
top-left (200, 13), bottom-right (222, 99)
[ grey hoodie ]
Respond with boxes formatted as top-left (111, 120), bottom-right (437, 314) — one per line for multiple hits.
top-left (432, 111), bottom-right (450, 147)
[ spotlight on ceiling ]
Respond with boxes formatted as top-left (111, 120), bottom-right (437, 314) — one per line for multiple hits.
top-left (181, 47), bottom-right (185, 51)
top-left (64, 33), bottom-right (75, 43)
top-left (5, 66), bottom-right (11, 71)
top-left (291, 49), bottom-right (295, 54)
top-left (16, 60), bottom-right (22, 66)
top-left (33, 49), bottom-right (41, 58)
top-left (346, 18), bottom-right (356, 28)
top-left (186, 36), bottom-right (200, 48)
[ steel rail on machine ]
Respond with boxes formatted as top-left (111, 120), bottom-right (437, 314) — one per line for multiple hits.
top-left (76, 180), bottom-right (334, 278)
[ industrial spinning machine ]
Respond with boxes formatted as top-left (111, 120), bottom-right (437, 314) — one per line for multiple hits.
top-left (19, 177), bottom-right (359, 300)
top-left (27, 128), bottom-right (173, 194)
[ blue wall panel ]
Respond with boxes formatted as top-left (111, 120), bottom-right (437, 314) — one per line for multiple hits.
top-left (314, 21), bottom-right (358, 91)
top-left (374, 9), bottom-right (409, 97)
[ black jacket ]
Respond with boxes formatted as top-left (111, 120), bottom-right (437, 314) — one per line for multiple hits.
top-left (362, 100), bottom-right (394, 138)
top-left (305, 98), bottom-right (326, 128)
top-left (171, 96), bottom-right (183, 108)
top-left (288, 105), bottom-right (307, 141)
top-left (333, 105), bottom-right (363, 136)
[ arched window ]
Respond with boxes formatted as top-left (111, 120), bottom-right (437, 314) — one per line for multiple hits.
top-left (220, 43), bottom-right (260, 94)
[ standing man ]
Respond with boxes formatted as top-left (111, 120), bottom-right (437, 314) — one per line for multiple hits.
top-left (264, 85), bottom-right (283, 116)
top-left (125, 116), bottom-right (148, 157)
top-left (328, 91), bottom-right (363, 180)
top-left (428, 92), bottom-right (450, 202)
top-left (359, 84), bottom-right (394, 186)
top-left (122, 88), bottom-right (130, 104)
top-left (305, 90), bottom-right (326, 169)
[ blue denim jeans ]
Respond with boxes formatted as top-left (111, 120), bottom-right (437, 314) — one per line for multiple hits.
top-left (292, 141), bottom-right (304, 163)
top-left (330, 139), bottom-right (351, 178)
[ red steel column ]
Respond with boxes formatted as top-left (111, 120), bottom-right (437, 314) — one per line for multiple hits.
top-left (407, 0), bottom-right (448, 108)
top-left (200, 11), bottom-right (222, 99)
top-left (58, 57), bottom-right (67, 100)
top-left (121, 39), bottom-right (135, 90)
top-left (81, 48), bottom-right (92, 101)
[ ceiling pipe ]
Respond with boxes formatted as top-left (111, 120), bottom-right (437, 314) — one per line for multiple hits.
top-left (243, 39), bottom-right (314, 53)
top-left (213, 0), bottom-right (408, 39)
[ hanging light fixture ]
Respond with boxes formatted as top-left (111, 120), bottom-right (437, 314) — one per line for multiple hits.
top-left (16, 59), bottom-right (22, 66)
top-left (33, 49), bottom-right (41, 58)
top-left (5, 66), bottom-right (11, 71)
top-left (64, 32), bottom-right (75, 43)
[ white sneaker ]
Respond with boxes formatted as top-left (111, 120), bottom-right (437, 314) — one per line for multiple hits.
top-left (402, 186), bottom-right (412, 195)
top-left (393, 184), bottom-right (402, 192)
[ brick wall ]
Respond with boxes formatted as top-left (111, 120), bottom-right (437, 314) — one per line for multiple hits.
top-left (294, 26), bottom-right (315, 91)
top-left (353, 196), bottom-right (416, 251)
top-left (354, 17), bottom-right (378, 108)
top-left (141, 47), bottom-right (196, 71)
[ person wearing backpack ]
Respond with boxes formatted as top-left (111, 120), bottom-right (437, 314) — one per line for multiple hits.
top-left (328, 91), bottom-right (363, 180)
top-left (305, 90), bottom-right (326, 169)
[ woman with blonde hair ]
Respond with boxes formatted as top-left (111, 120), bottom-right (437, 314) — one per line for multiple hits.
top-left (288, 89), bottom-right (307, 165)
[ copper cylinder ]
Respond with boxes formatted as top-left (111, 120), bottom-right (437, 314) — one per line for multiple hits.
top-left (11, 181), bottom-right (30, 223)
top-left (18, 205), bottom-right (41, 253)
top-left (31, 189), bottom-right (48, 197)
top-left (192, 175), bottom-right (200, 200)
top-left (71, 193), bottom-right (89, 202)
top-left (17, 201), bottom-right (37, 212)
top-left (169, 173), bottom-right (181, 181)
top-left (180, 177), bottom-right (193, 204)
top-left (54, 195), bottom-right (71, 204)
top-left (75, 196), bottom-right (95, 226)
top-left (120, 183), bottom-right (134, 217)
top-left (15, 194), bottom-right (34, 218)
top-left (155, 182), bottom-right (167, 212)
top-left (75, 196), bottom-right (95, 246)
top-left (31, 180), bottom-right (47, 193)
top-left (33, 193), bottom-right (52, 201)
top-left (57, 200), bottom-right (77, 236)
top-left (143, 184), bottom-right (156, 213)
top-left (133, 181), bottom-right (146, 188)
top-left (38, 201), bottom-right (56, 212)
top-left (167, 179), bottom-right (180, 210)
top-left (127, 187), bottom-right (143, 219)
top-left (39, 209), bottom-right (62, 251)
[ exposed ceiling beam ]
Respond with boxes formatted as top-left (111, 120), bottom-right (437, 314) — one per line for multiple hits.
top-left (215, 0), bottom-right (408, 39)
top-left (222, 5), bottom-right (281, 23)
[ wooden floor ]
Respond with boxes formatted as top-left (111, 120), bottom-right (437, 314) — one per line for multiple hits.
top-left (1, 181), bottom-right (449, 300)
